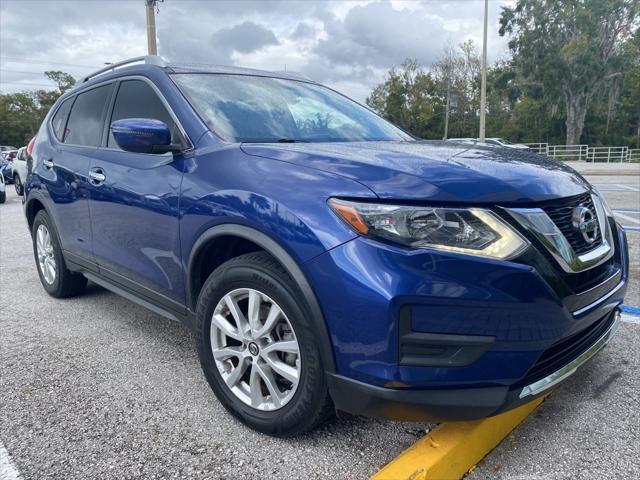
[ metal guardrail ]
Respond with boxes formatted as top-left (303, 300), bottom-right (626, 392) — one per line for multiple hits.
top-left (547, 144), bottom-right (589, 161)
top-left (587, 146), bottom-right (628, 163)
top-left (517, 143), bottom-right (639, 162)
top-left (521, 143), bottom-right (549, 154)
top-left (628, 149), bottom-right (640, 163)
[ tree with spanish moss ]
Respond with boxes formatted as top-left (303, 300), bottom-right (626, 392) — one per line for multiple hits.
top-left (499, 0), bottom-right (640, 145)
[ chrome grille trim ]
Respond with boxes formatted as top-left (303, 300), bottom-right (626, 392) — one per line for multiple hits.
top-left (504, 194), bottom-right (614, 273)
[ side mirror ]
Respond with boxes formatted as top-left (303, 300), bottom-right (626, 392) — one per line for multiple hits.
top-left (111, 118), bottom-right (180, 154)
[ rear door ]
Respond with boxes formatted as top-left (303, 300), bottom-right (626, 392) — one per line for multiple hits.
top-left (87, 77), bottom-right (189, 307)
top-left (41, 84), bottom-right (114, 263)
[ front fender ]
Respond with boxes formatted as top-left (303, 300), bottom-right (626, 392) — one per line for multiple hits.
top-left (185, 222), bottom-right (337, 373)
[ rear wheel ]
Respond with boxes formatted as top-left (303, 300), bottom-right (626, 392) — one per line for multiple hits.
top-left (0, 191), bottom-right (5, 204)
top-left (196, 251), bottom-right (333, 436)
top-left (14, 175), bottom-right (23, 195)
top-left (32, 210), bottom-right (87, 298)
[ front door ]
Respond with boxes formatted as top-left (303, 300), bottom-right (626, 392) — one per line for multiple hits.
top-left (87, 78), bottom-right (189, 306)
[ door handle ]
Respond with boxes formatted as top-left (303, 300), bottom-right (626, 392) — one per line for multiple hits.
top-left (42, 159), bottom-right (54, 168)
top-left (89, 170), bottom-right (106, 183)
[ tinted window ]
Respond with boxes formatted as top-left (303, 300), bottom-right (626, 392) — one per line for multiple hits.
top-left (51, 97), bottom-right (73, 141)
top-left (65, 84), bottom-right (112, 146)
top-left (172, 74), bottom-right (411, 143)
top-left (108, 80), bottom-right (184, 148)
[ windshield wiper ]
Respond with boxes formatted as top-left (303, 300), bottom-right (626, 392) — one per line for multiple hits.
top-left (276, 138), bottom-right (309, 143)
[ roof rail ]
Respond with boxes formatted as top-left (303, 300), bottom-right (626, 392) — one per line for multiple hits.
top-left (82, 55), bottom-right (167, 83)
top-left (271, 70), bottom-right (315, 82)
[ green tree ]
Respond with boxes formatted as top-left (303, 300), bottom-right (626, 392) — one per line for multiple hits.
top-left (500, 0), bottom-right (640, 145)
top-left (0, 71), bottom-right (75, 146)
top-left (366, 59), bottom-right (440, 138)
top-left (44, 70), bottom-right (76, 94)
top-left (433, 40), bottom-right (482, 138)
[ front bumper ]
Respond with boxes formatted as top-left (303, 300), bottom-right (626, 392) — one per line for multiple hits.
top-left (305, 219), bottom-right (628, 420)
top-left (327, 309), bottom-right (621, 421)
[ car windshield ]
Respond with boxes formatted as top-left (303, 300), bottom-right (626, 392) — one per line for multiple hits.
top-left (172, 73), bottom-right (411, 143)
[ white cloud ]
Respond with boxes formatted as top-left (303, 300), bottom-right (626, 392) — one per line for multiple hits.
top-left (0, 0), bottom-right (513, 102)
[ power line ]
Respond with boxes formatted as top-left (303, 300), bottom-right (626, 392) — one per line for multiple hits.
top-left (0, 81), bottom-right (58, 88)
top-left (0, 69), bottom-right (59, 77)
top-left (0, 56), bottom-right (100, 69)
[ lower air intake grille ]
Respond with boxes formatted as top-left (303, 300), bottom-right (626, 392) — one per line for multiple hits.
top-left (515, 312), bottom-right (615, 388)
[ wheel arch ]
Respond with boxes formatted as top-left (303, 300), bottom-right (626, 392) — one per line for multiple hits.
top-left (187, 224), bottom-right (336, 374)
top-left (25, 195), bottom-right (48, 231)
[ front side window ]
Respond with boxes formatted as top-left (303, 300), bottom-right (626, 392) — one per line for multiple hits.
top-left (108, 80), bottom-right (185, 148)
top-left (172, 73), bottom-right (411, 143)
top-left (64, 84), bottom-right (113, 146)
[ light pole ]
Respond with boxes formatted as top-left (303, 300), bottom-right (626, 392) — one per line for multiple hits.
top-left (443, 75), bottom-right (451, 140)
top-left (479, 0), bottom-right (488, 142)
top-left (145, 0), bottom-right (160, 55)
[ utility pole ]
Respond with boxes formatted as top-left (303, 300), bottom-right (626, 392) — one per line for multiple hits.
top-left (443, 71), bottom-right (451, 140)
top-left (478, 0), bottom-right (488, 142)
top-left (145, 0), bottom-right (159, 55)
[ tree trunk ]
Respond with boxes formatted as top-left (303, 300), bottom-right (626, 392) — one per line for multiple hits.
top-left (564, 89), bottom-right (589, 146)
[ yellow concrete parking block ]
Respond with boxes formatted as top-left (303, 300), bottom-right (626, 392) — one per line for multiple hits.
top-left (371, 395), bottom-right (549, 480)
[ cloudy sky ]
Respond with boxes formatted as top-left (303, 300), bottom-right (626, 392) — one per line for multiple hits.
top-left (0, 0), bottom-right (514, 102)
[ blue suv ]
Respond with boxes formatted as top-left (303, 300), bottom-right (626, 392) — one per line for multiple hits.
top-left (24, 56), bottom-right (628, 436)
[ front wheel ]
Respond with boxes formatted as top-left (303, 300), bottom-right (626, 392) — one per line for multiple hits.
top-left (196, 252), bottom-right (333, 436)
top-left (0, 191), bottom-right (5, 204)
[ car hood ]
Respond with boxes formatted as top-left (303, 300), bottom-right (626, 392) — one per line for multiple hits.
top-left (241, 140), bottom-right (590, 204)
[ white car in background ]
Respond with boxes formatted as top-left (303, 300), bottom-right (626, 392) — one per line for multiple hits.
top-left (447, 137), bottom-right (530, 150)
top-left (484, 138), bottom-right (530, 150)
top-left (12, 146), bottom-right (28, 195)
top-left (0, 172), bottom-right (6, 204)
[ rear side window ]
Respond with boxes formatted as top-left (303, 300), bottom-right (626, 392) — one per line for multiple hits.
top-left (65, 84), bottom-right (112, 146)
top-left (107, 80), bottom-right (185, 148)
top-left (51, 97), bottom-right (73, 141)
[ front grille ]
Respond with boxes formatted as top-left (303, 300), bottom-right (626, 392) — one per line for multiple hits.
top-left (541, 192), bottom-right (602, 255)
top-left (514, 312), bottom-right (615, 388)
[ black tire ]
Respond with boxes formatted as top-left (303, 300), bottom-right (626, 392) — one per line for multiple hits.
top-left (0, 191), bottom-right (5, 204)
top-left (32, 210), bottom-right (87, 298)
top-left (14, 175), bottom-right (23, 196)
top-left (196, 251), bottom-right (333, 436)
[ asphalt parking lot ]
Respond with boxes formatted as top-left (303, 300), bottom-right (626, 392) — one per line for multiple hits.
top-left (1, 172), bottom-right (639, 480)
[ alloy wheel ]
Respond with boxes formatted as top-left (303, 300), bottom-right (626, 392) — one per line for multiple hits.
top-left (36, 224), bottom-right (56, 284)
top-left (210, 288), bottom-right (301, 411)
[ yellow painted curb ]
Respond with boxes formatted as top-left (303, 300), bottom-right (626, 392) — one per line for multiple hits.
top-left (371, 395), bottom-right (549, 480)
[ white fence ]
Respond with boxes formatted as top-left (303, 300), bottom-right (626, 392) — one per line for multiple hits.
top-left (546, 144), bottom-right (589, 161)
top-left (522, 143), bottom-right (548, 154)
top-left (519, 143), bottom-right (639, 162)
top-left (587, 146), bottom-right (628, 163)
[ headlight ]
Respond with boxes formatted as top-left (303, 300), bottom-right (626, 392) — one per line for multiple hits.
top-left (329, 199), bottom-right (528, 259)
